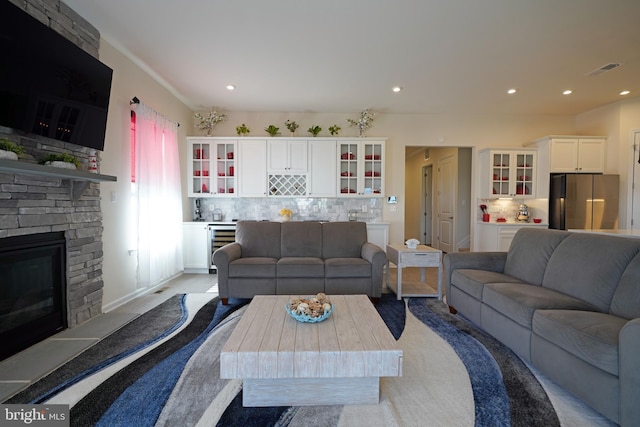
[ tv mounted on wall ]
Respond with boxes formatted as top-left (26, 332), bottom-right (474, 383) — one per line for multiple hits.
top-left (0, 1), bottom-right (113, 151)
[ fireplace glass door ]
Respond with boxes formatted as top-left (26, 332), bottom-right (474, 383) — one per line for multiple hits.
top-left (0, 232), bottom-right (67, 361)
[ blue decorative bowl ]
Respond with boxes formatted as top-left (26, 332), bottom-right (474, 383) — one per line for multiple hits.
top-left (284, 302), bottom-right (333, 323)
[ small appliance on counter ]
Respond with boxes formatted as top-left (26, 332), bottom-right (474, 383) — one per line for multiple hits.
top-left (516, 203), bottom-right (529, 222)
top-left (213, 208), bottom-right (224, 221)
top-left (194, 198), bottom-right (204, 221)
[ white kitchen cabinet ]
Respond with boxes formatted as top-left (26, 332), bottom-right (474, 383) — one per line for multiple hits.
top-left (238, 139), bottom-right (268, 197)
top-left (308, 139), bottom-right (336, 197)
top-left (475, 223), bottom-right (545, 251)
top-left (366, 223), bottom-right (389, 251)
top-left (183, 222), bottom-right (209, 271)
top-left (337, 139), bottom-right (386, 197)
top-left (536, 136), bottom-right (606, 173)
top-left (186, 137), bottom-right (237, 197)
top-left (267, 139), bottom-right (308, 173)
top-left (479, 149), bottom-right (536, 199)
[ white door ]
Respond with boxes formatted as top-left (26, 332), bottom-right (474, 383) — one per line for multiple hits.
top-left (437, 155), bottom-right (455, 253)
top-left (422, 165), bottom-right (433, 245)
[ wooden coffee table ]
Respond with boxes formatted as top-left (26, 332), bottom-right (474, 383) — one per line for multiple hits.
top-left (220, 294), bottom-right (403, 407)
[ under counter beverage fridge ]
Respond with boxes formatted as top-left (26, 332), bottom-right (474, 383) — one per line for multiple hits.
top-left (549, 173), bottom-right (619, 230)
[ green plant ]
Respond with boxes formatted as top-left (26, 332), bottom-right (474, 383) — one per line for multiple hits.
top-left (0, 137), bottom-right (24, 154)
top-left (285, 120), bottom-right (299, 133)
top-left (236, 123), bottom-right (250, 136)
top-left (308, 125), bottom-right (322, 137)
top-left (328, 125), bottom-right (341, 136)
top-left (265, 125), bottom-right (280, 137)
top-left (41, 153), bottom-right (80, 168)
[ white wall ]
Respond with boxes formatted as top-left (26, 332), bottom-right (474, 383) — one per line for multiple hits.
top-left (98, 40), bottom-right (194, 309)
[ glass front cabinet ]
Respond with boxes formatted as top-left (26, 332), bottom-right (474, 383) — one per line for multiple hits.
top-left (480, 149), bottom-right (536, 199)
top-left (337, 139), bottom-right (385, 197)
top-left (187, 137), bottom-right (236, 197)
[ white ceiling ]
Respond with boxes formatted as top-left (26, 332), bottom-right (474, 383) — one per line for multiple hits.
top-left (63, 0), bottom-right (640, 116)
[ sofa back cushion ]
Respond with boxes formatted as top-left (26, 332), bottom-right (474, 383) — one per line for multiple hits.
top-left (542, 233), bottom-right (640, 312)
top-left (322, 222), bottom-right (367, 258)
top-left (504, 228), bottom-right (569, 285)
top-left (235, 221), bottom-right (281, 258)
top-left (610, 252), bottom-right (640, 319)
top-left (281, 222), bottom-right (322, 258)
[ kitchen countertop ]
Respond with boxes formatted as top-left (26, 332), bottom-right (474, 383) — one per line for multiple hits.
top-left (568, 229), bottom-right (640, 238)
top-left (478, 221), bottom-right (548, 226)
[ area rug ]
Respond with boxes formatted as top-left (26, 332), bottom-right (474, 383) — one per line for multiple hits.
top-left (4, 293), bottom-right (613, 426)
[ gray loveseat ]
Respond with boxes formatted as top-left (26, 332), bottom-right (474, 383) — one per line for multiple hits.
top-left (444, 228), bottom-right (640, 426)
top-left (213, 221), bottom-right (387, 305)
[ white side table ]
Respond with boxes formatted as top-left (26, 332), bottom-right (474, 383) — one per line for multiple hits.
top-left (386, 244), bottom-right (442, 300)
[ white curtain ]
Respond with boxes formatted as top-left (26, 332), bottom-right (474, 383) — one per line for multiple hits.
top-left (134, 102), bottom-right (183, 288)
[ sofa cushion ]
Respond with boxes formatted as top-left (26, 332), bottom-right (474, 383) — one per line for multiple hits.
top-left (322, 222), bottom-right (367, 258)
top-left (610, 252), bottom-right (640, 319)
top-left (542, 233), bottom-right (640, 312)
top-left (483, 282), bottom-right (598, 328)
top-left (451, 269), bottom-right (526, 300)
top-left (325, 258), bottom-right (371, 278)
top-left (533, 310), bottom-right (627, 376)
top-left (236, 221), bottom-right (282, 258)
top-left (280, 222), bottom-right (323, 258)
top-left (504, 228), bottom-right (569, 286)
top-left (229, 257), bottom-right (277, 277)
top-left (277, 257), bottom-right (324, 278)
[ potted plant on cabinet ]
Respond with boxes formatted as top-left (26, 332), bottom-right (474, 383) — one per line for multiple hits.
top-left (236, 123), bottom-right (250, 136)
top-left (328, 125), bottom-right (341, 136)
top-left (285, 120), bottom-right (299, 136)
top-left (308, 125), bottom-right (322, 137)
top-left (265, 125), bottom-right (280, 137)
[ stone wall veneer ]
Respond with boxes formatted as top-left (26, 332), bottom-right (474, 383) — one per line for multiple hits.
top-left (1, 0), bottom-right (105, 327)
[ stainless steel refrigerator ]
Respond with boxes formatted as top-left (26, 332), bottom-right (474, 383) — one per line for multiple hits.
top-left (549, 174), bottom-right (619, 230)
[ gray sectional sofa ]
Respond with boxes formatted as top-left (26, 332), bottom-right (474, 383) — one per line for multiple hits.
top-left (444, 228), bottom-right (640, 426)
top-left (213, 221), bottom-right (387, 304)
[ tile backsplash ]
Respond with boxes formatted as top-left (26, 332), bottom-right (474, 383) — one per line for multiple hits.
top-left (194, 197), bottom-right (384, 223)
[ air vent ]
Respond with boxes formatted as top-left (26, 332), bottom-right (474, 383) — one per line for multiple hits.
top-left (585, 63), bottom-right (622, 76)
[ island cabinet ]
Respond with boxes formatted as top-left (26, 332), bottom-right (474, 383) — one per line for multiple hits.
top-left (337, 139), bottom-right (386, 197)
top-left (475, 223), bottom-right (545, 251)
top-left (308, 139), bottom-right (337, 197)
top-left (187, 137), bottom-right (237, 197)
top-left (479, 149), bottom-right (536, 199)
top-left (238, 139), bottom-right (268, 197)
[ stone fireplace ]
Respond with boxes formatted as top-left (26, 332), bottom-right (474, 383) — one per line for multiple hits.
top-left (0, 0), bottom-right (108, 359)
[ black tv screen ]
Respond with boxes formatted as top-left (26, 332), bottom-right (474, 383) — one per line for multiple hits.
top-left (0, 1), bottom-right (113, 151)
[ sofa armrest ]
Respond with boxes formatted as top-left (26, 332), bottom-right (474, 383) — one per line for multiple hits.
top-left (620, 317), bottom-right (640, 427)
top-left (361, 242), bottom-right (388, 298)
top-left (443, 252), bottom-right (507, 300)
top-left (213, 242), bottom-right (242, 299)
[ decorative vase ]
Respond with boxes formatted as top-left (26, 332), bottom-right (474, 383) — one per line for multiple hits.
top-left (281, 214), bottom-right (291, 222)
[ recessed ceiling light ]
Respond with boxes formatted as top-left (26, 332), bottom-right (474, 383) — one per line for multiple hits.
top-left (562, 90), bottom-right (573, 95)
top-left (392, 86), bottom-right (402, 93)
top-left (620, 90), bottom-right (631, 96)
top-left (507, 88), bottom-right (517, 95)
top-left (226, 84), bottom-right (236, 91)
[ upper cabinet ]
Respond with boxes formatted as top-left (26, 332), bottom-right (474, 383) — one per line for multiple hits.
top-left (267, 139), bottom-right (308, 173)
top-left (538, 136), bottom-right (606, 173)
top-left (186, 137), bottom-right (385, 199)
top-left (308, 139), bottom-right (337, 197)
top-left (187, 137), bottom-right (237, 197)
top-left (238, 139), bottom-right (268, 197)
top-left (338, 139), bottom-right (385, 197)
top-left (479, 149), bottom-right (536, 199)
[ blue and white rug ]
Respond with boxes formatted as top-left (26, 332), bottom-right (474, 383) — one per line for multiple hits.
top-left (4, 293), bottom-right (614, 426)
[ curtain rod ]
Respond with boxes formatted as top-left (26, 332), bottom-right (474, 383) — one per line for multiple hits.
top-left (129, 96), bottom-right (180, 127)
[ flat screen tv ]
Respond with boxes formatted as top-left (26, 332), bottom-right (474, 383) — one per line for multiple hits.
top-left (0, 1), bottom-right (113, 151)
